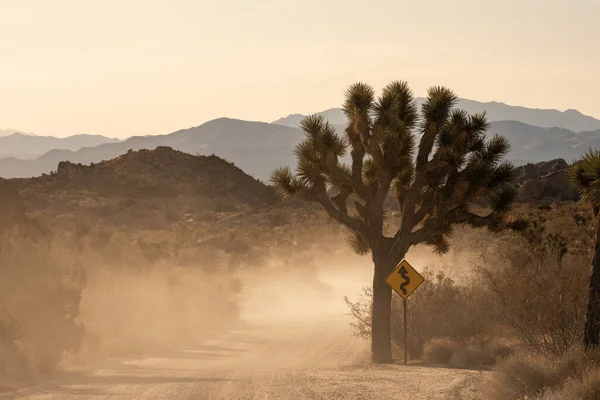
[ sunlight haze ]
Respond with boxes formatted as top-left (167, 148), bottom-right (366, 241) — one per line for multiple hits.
top-left (1, 0), bottom-right (599, 138)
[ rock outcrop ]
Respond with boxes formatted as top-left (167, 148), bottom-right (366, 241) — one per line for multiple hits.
top-left (520, 178), bottom-right (544, 200)
top-left (541, 170), bottom-right (577, 200)
top-left (515, 159), bottom-right (577, 201)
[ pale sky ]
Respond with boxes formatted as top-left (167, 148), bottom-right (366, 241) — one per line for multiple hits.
top-left (1, 0), bottom-right (599, 138)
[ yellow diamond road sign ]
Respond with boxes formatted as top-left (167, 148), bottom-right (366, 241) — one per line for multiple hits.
top-left (385, 260), bottom-right (424, 300)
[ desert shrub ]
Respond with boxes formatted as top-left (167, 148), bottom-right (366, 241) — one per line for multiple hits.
top-left (545, 369), bottom-right (600, 400)
top-left (485, 347), bottom-right (600, 400)
top-left (476, 218), bottom-right (589, 356)
top-left (485, 352), bottom-right (558, 399)
top-left (422, 338), bottom-right (459, 365)
top-left (0, 230), bottom-right (84, 386)
top-left (395, 271), bottom-right (493, 358)
top-left (345, 270), bottom-right (492, 359)
top-left (467, 333), bottom-right (516, 365)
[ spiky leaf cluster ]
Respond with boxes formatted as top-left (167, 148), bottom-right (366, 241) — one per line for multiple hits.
top-left (567, 149), bottom-right (600, 213)
top-left (272, 81), bottom-right (522, 259)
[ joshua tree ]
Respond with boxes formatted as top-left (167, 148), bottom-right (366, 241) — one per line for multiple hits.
top-left (271, 81), bottom-right (525, 363)
top-left (567, 149), bottom-right (600, 349)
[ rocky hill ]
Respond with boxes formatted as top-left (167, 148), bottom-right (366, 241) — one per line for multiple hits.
top-left (7, 147), bottom-right (333, 277)
top-left (10, 147), bottom-right (286, 232)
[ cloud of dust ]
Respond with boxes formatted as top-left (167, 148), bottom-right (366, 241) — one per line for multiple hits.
top-left (74, 266), bottom-right (240, 361)
top-left (237, 254), bottom-right (373, 324)
top-left (69, 224), bottom-right (499, 365)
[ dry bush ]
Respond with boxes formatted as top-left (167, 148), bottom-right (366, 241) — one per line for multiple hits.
top-left (0, 230), bottom-right (84, 387)
top-left (485, 347), bottom-right (600, 400)
top-left (485, 352), bottom-right (558, 399)
top-left (475, 208), bottom-right (591, 356)
top-left (393, 271), bottom-right (493, 359)
top-left (422, 338), bottom-right (460, 365)
top-left (423, 336), bottom-right (513, 368)
top-left (545, 369), bottom-right (600, 400)
top-left (345, 270), bottom-right (493, 360)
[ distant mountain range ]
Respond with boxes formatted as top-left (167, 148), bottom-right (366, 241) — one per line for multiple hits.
top-left (0, 119), bottom-right (304, 181)
top-left (0, 129), bottom-right (36, 137)
top-left (0, 133), bottom-right (121, 159)
top-left (1, 119), bottom-right (598, 181)
top-left (273, 98), bottom-right (600, 132)
top-left (1, 98), bottom-right (599, 180)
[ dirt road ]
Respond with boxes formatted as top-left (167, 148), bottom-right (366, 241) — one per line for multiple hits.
top-left (0, 318), bottom-right (486, 399)
top-left (1, 266), bottom-right (487, 399)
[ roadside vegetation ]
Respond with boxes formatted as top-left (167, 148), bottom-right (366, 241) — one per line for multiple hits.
top-left (342, 173), bottom-right (599, 399)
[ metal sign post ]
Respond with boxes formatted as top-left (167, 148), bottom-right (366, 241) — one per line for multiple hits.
top-left (403, 298), bottom-right (408, 365)
top-left (385, 259), bottom-right (424, 365)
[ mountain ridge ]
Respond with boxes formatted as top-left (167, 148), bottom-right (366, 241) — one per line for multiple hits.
top-left (0, 117), bottom-right (598, 182)
top-left (2, 97), bottom-right (599, 181)
top-left (272, 98), bottom-right (600, 132)
top-left (0, 128), bottom-right (36, 137)
top-left (0, 132), bottom-right (121, 159)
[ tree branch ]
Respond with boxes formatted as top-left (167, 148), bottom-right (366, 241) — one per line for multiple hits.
top-left (407, 206), bottom-right (501, 248)
top-left (346, 127), bottom-right (368, 199)
top-left (312, 179), bottom-right (368, 236)
top-left (416, 123), bottom-right (438, 168)
top-left (331, 185), bottom-right (353, 215)
top-left (446, 208), bottom-right (499, 228)
top-left (325, 160), bottom-right (367, 200)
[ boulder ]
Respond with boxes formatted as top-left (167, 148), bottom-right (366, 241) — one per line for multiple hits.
top-left (517, 160), bottom-right (577, 202)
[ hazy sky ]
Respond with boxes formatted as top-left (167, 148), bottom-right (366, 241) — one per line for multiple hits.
top-left (1, 0), bottom-right (599, 138)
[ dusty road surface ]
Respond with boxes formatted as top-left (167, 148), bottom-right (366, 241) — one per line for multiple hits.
top-left (1, 266), bottom-right (488, 400)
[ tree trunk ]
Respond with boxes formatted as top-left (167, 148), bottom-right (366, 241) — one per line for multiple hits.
top-left (584, 212), bottom-right (600, 350)
top-left (371, 256), bottom-right (394, 363)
